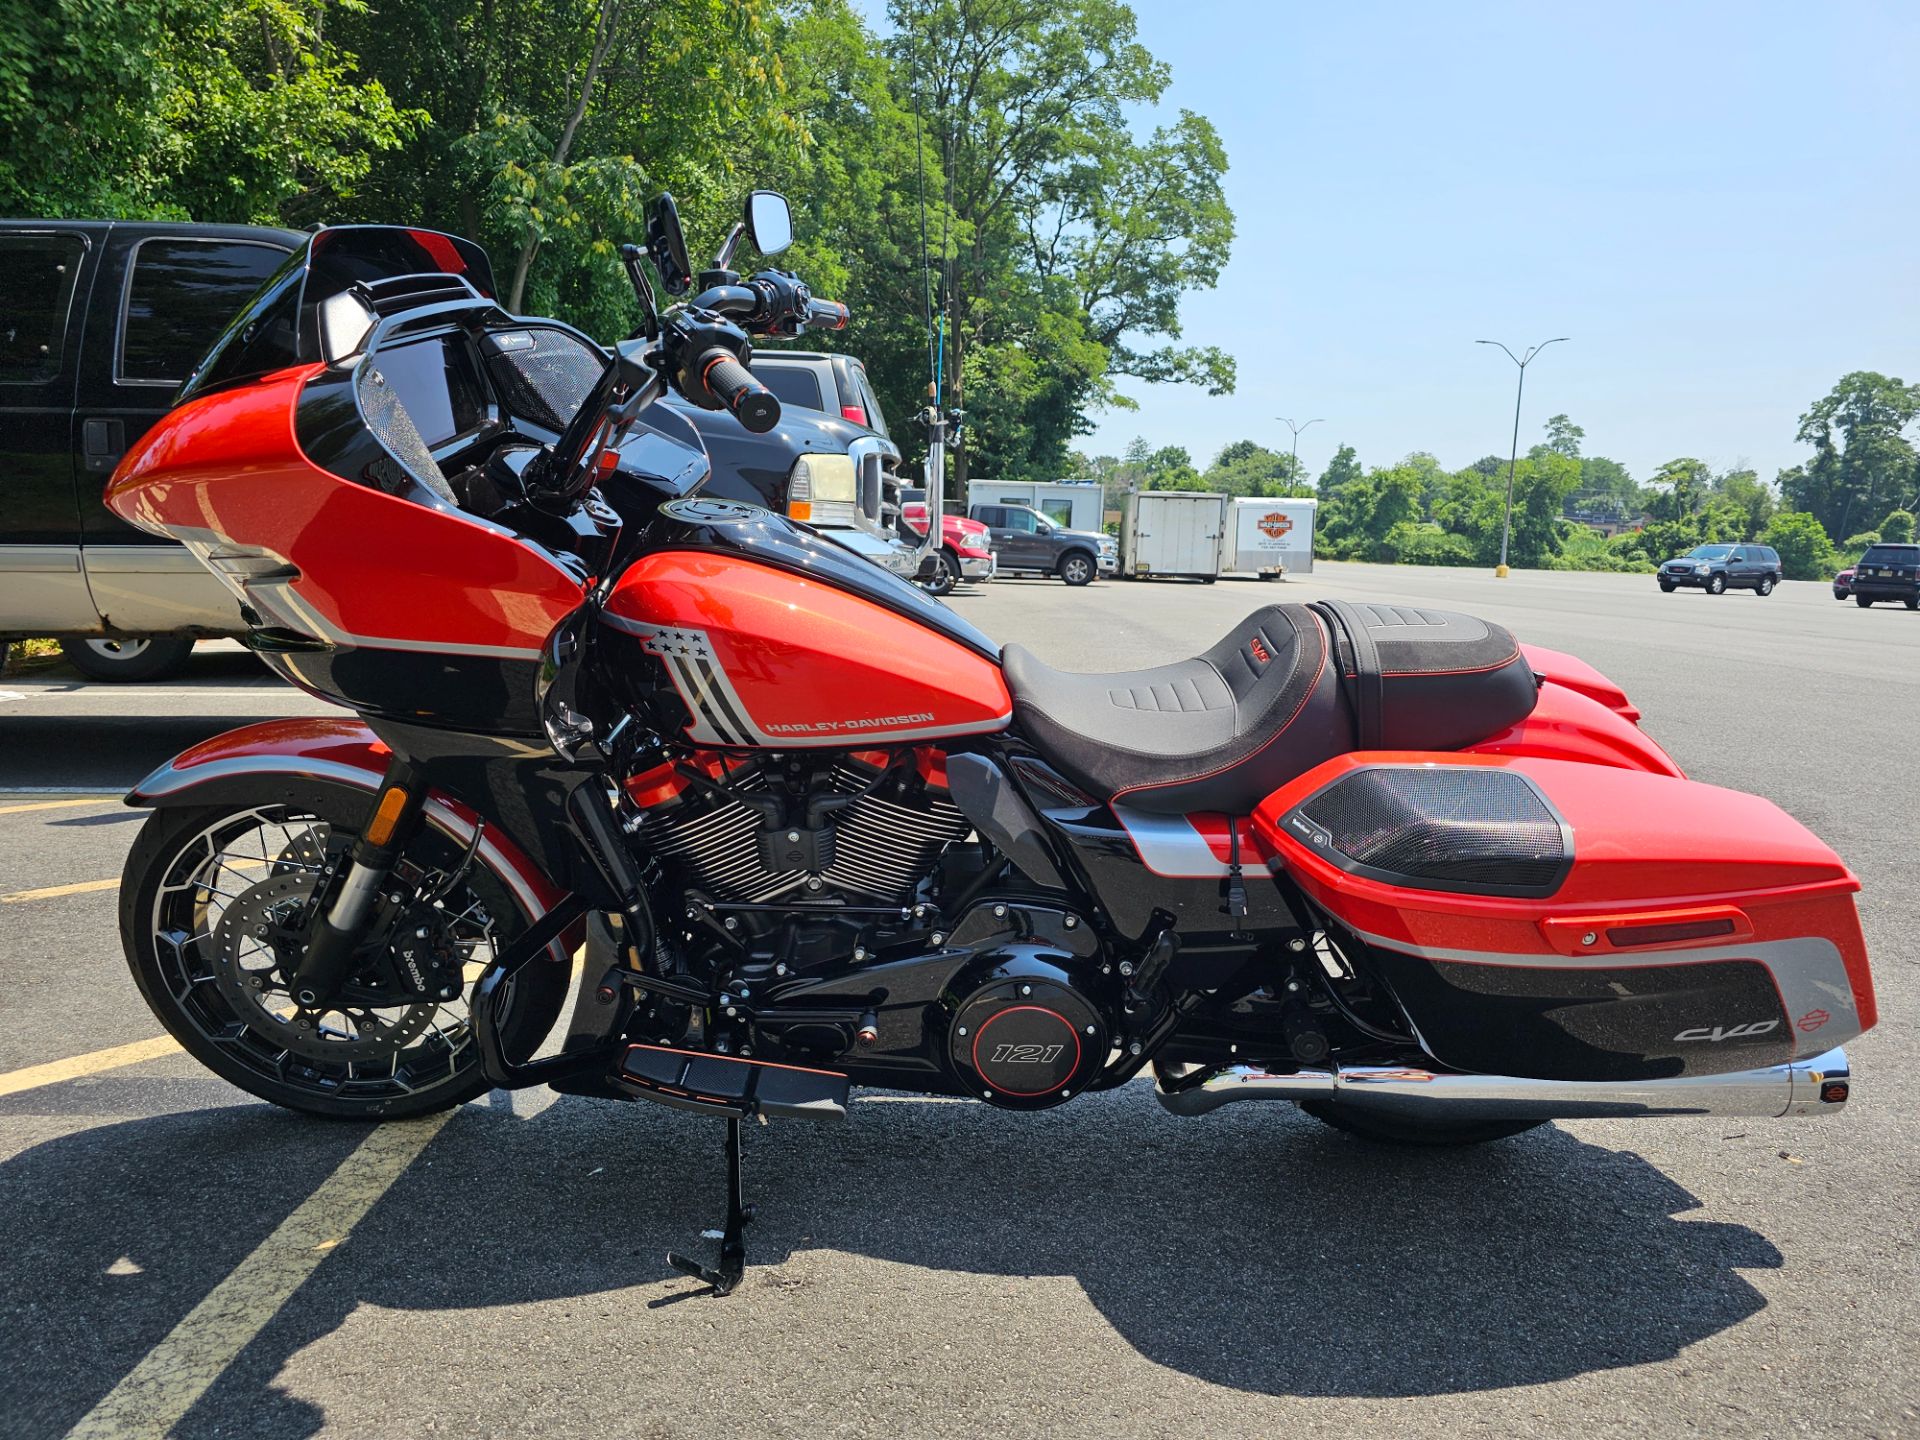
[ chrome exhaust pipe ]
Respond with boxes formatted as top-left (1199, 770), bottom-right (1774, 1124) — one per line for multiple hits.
top-left (1154, 1047), bottom-right (1852, 1121)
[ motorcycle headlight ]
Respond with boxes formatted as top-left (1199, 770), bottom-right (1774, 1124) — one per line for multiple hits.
top-left (789, 454), bottom-right (858, 522)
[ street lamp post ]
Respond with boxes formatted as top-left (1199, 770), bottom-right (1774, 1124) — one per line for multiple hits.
top-left (1474, 338), bottom-right (1569, 576)
top-left (1277, 416), bottom-right (1323, 491)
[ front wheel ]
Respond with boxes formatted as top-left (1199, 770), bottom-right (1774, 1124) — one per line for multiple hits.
top-left (1756, 576), bottom-right (1775, 596)
top-left (119, 790), bottom-right (570, 1119)
top-left (919, 548), bottom-right (959, 597)
top-left (1058, 552), bottom-right (1095, 586)
top-left (1658, 580), bottom-right (1676, 593)
top-left (1707, 573), bottom-right (1727, 594)
top-left (1301, 1101), bottom-right (1546, 1146)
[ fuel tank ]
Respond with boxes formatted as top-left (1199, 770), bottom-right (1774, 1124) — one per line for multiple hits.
top-left (601, 499), bottom-right (1011, 747)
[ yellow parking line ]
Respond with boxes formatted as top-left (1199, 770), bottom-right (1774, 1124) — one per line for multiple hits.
top-left (0, 797), bottom-right (117, 816)
top-left (0, 1034), bottom-right (182, 1098)
top-left (0, 877), bottom-right (121, 904)
top-left (64, 1111), bottom-right (454, 1440)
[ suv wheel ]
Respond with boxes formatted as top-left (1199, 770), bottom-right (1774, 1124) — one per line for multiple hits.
top-left (1058, 552), bottom-right (1094, 587)
top-left (1658, 579), bottom-right (1676, 592)
top-left (1906, 596), bottom-right (1919, 611)
top-left (1856, 595), bottom-right (1873, 608)
top-left (1756, 575), bottom-right (1775, 596)
top-left (59, 635), bottom-right (195, 682)
top-left (1706, 573), bottom-right (1727, 594)
top-left (920, 548), bottom-right (959, 597)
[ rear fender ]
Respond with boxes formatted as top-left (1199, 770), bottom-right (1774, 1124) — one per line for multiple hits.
top-left (1468, 677), bottom-right (1683, 777)
top-left (127, 717), bottom-right (571, 932)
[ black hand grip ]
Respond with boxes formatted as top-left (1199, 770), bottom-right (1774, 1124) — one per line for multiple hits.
top-left (806, 297), bottom-right (850, 331)
top-left (700, 349), bottom-right (780, 433)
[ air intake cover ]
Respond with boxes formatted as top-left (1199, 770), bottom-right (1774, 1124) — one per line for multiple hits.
top-left (1281, 765), bottom-right (1571, 897)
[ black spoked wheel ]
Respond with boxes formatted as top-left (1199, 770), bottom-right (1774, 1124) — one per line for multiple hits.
top-left (921, 548), bottom-right (960, 596)
top-left (120, 790), bottom-right (568, 1120)
top-left (1301, 1102), bottom-right (1545, 1146)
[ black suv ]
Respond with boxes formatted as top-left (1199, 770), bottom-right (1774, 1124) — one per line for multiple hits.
top-left (1850, 543), bottom-right (1920, 609)
top-left (1657, 543), bottom-right (1781, 595)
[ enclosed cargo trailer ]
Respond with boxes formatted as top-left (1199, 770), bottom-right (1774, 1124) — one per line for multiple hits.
top-left (966, 480), bottom-right (1107, 534)
top-left (1226, 496), bottom-right (1317, 578)
top-left (1120, 491), bottom-right (1228, 580)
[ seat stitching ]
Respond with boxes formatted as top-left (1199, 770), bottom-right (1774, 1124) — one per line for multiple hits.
top-left (1377, 646), bottom-right (1522, 677)
top-left (1111, 615), bottom-right (1328, 800)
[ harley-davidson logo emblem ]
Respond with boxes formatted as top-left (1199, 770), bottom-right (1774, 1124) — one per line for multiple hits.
top-left (1796, 1008), bottom-right (1831, 1033)
top-left (1257, 512), bottom-right (1293, 539)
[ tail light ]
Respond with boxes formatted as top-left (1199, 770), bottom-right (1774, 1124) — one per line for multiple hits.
top-left (840, 404), bottom-right (868, 426)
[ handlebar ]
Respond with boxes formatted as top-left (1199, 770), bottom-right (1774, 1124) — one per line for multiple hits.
top-left (805, 297), bottom-right (850, 331)
top-left (698, 349), bottom-right (780, 433)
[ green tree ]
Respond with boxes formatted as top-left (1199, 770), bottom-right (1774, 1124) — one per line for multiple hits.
top-left (1783, 371), bottom-right (1920, 540)
top-left (0, 0), bottom-right (418, 221)
top-left (1316, 444), bottom-right (1361, 500)
top-left (1204, 440), bottom-right (1307, 496)
top-left (1140, 444), bottom-right (1200, 490)
top-left (1540, 413), bottom-right (1584, 458)
top-left (1709, 467), bottom-right (1776, 540)
top-left (1318, 463), bottom-right (1424, 561)
top-left (1880, 508), bottom-right (1915, 544)
top-left (1644, 457), bottom-right (1712, 522)
top-left (1760, 511), bottom-right (1839, 581)
top-left (1569, 455), bottom-right (1639, 519)
top-left (889, 0), bottom-right (1234, 481)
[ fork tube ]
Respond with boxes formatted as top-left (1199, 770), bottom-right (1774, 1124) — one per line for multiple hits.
top-left (289, 755), bottom-right (429, 1007)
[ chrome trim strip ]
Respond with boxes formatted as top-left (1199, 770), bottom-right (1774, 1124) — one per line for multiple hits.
top-left (0, 545), bottom-right (82, 574)
top-left (1155, 1046), bottom-right (1853, 1121)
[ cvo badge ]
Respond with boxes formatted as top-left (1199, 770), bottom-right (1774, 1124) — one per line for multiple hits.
top-left (1674, 1019), bottom-right (1780, 1043)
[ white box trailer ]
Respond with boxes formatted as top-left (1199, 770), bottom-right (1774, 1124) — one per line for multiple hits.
top-left (1226, 496), bottom-right (1318, 578)
top-left (966, 480), bottom-right (1106, 535)
top-left (1120, 491), bottom-right (1229, 580)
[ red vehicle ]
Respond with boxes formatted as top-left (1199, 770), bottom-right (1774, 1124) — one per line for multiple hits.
top-left (901, 490), bottom-right (994, 595)
top-left (105, 195), bottom-right (1873, 1297)
top-left (1833, 566), bottom-right (1855, 600)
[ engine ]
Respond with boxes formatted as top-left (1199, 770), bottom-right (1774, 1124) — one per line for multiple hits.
top-left (624, 748), bottom-right (970, 912)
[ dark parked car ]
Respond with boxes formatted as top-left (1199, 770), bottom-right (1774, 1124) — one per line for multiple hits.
top-left (1, 219), bottom-right (302, 676)
top-left (1849, 543), bottom-right (1920, 609)
top-left (1833, 566), bottom-right (1855, 600)
top-left (1657, 543), bottom-right (1781, 595)
top-left (968, 502), bottom-right (1116, 586)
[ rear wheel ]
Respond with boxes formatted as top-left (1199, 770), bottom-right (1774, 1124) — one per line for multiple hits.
top-left (1058, 552), bottom-right (1094, 586)
top-left (920, 548), bottom-right (960, 597)
top-left (1301, 1101), bottom-right (1546, 1146)
top-left (60, 634), bottom-right (195, 682)
top-left (1857, 595), bottom-right (1873, 608)
top-left (1756, 575), bottom-right (1775, 596)
top-left (1707, 573), bottom-right (1726, 594)
top-left (120, 791), bottom-right (569, 1119)
top-left (1906, 595), bottom-right (1919, 611)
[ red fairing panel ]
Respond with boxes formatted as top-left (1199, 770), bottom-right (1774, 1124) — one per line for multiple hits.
top-left (1467, 677), bottom-right (1683, 777)
top-left (105, 365), bottom-right (585, 659)
top-left (129, 717), bottom-right (569, 928)
top-left (1252, 752), bottom-right (1876, 1057)
top-left (601, 550), bottom-right (1012, 747)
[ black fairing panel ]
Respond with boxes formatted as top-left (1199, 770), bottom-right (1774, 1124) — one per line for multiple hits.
top-left (1367, 949), bottom-right (1793, 1082)
top-left (646, 497), bottom-right (999, 660)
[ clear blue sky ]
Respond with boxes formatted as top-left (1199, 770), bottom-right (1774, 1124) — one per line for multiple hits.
top-left (868, 1), bottom-right (1919, 482)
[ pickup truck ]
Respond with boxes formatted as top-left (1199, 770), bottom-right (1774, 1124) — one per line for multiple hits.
top-left (899, 487), bottom-right (994, 595)
top-left (968, 501), bottom-right (1116, 586)
top-left (1, 219), bottom-right (302, 677)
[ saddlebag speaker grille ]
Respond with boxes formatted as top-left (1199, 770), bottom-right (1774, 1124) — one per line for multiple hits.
top-left (1284, 765), bottom-right (1571, 897)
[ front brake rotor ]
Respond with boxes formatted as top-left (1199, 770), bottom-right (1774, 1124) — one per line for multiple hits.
top-left (210, 872), bottom-right (440, 1063)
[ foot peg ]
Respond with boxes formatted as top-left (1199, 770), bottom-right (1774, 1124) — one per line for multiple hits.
top-left (616, 1046), bottom-right (848, 1298)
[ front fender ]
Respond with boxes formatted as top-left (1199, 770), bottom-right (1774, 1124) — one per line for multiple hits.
top-left (127, 717), bottom-right (570, 925)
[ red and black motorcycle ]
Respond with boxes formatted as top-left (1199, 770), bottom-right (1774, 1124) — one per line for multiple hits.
top-left (107, 192), bottom-right (1874, 1296)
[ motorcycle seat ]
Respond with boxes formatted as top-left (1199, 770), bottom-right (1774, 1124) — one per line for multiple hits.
top-left (1001, 601), bottom-right (1538, 815)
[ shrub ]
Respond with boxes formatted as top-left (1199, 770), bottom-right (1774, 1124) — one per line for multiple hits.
top-left (1760, 511), bottom-right (1840, 580)
top-left (1881, 509), bottom-right (1916, 544)
top-left (1377, 522), bottom-right (1476, 566)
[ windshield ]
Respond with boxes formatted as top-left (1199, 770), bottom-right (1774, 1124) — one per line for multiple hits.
top-left (1686, 545), bottom-right (1734, 559)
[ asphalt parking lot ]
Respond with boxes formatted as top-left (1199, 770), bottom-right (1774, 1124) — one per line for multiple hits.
top-left (1, 563), bottom-right (1914, 1440)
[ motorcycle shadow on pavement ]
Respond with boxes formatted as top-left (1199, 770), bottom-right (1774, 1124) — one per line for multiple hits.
top-left (0, 1078), bottom-right (1780, 1438)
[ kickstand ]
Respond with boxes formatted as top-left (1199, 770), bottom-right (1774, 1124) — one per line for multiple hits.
top-left (666, 1114), bottom-right (755, 1298)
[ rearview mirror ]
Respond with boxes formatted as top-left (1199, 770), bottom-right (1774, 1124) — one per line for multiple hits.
top-left (745, 191), bottom-right (793, 256)
top-left (647, 193), bottom-right (692, 295)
